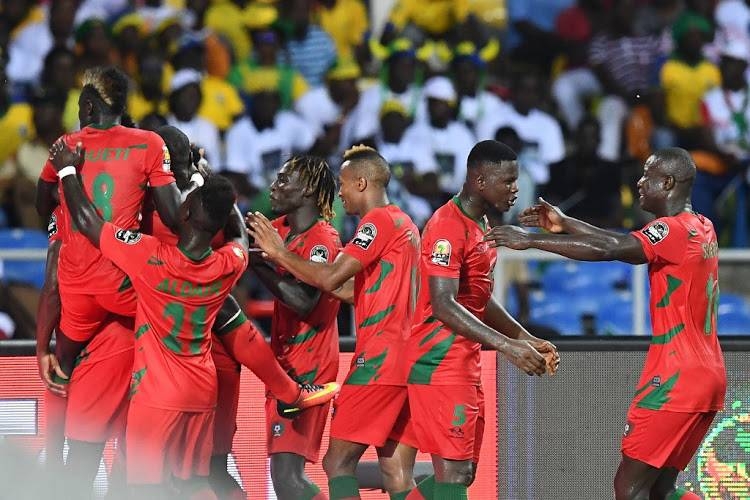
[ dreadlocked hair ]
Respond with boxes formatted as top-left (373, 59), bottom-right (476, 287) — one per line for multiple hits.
top-left (81, 66), bottom-right (129, 115)
top-left (286, 155), bottom-right (336, 221)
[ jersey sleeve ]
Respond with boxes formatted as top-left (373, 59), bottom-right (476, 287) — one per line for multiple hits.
top-left (421, 215), bottom-right (466, 279)
top-left (215, 242), bottom-right (249, 284)
top-left (630, 217), bottom-right (687, 265)
top-left (99, 222), bottom-right (160, 278)
top-left (144, 133), bottom-right (176, 188)
top-left (40, 133), bottom-right (74, 182)
top-left (302, 224), bottom-right (341, 264)
top-left (342, 210), bottom-right (393, 268)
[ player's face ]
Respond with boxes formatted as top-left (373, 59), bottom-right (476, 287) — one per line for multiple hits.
top-left (269, 163), bottom-right (305, 214)
top-left (338, 161), bottom-right (359, 215)
top-left (637, 156), bottom-right (666, 213)
top-left (483, 161), bottom-right (519, 213)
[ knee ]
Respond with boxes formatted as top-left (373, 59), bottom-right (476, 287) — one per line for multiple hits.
top-left (270, 458), bottom-right (303, 491)
top-left (440, 461), bottom-right (473, 486)
top-left (323, 449), bottom-right (356, 478)
top-left (378, 460), bottom-right (412, 492)
top-left (614, 472), bottom-right (647, 500)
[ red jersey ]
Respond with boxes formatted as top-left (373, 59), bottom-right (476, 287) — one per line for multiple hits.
top-left (407, 198), bottom-right (495, 386)
top-left (141, 199), bottom-right (225, 248)
top-left (99, 222), bottom-right (248, 411)
top-left (630, 212), bottom-right (726, 412)
top-left (341, 205), bottom-right (420, 386)
top-left (271, 216), bottom-right (341, 385)
top-left (40, 125), bottom-right (175, 293)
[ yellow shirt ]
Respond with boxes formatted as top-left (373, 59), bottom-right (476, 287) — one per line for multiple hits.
top-left (205, 0), bottom-right (251, 62)
top-left (389, 0), bottom-right (469, 36)
top-left (128, 92), bottom-right (169, 123)
top-left (0, 104), bottom-right (33, 164)
top-left (318, 0), bottom-right (368, 60)
top-left (63, 89), bottom-right (81, 132)
top-left (660, 58), bottom-right (721, 129)
top-left (228, 64), bottom-right (309, 110)
top-left (199, 76), bottom-right (245, 131)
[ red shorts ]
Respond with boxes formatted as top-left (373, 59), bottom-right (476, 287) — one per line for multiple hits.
top-left (59, 289), bottom-right (136, 342)
top-left (266, 396), bottom-right (330, 463)
top-left (330, 385), bottom-right (408, 448)
top-left (621, 405), bottom-right (717, 469)
top-left (65, 320), bottom-right (134, 443)
top-left (126, 402), bottom-right (214, 485)
top-left (401, 384), bottom-right (485, 463)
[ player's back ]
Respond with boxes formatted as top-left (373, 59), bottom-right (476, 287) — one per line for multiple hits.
top-left (342, 204), bottom-right (421, 386)
top-left (41, 125), bottom-right (174, 293)
top-left (633, 211), bottom-right (726, 411)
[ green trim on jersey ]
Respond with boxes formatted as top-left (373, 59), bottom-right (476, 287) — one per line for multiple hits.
top-left (652, 323), bottom-right (685, 344)
top-left (295, 367), bottom-right (318, 385)
top-left (129, 367), bottom-right (147, 398)
top-left (419, 324), bottom-right (446, 346)
top-left (135, 323), bottom-right (150, 339)
top-left (345, 349), bottom-right (388, 385)
top-left (636, 372), bottom-right (680, 410)
top-left (178, 245), bottom-right (213, 262)
top-left (118, 275), bottom-right (133, 292)
top-left (88, 122), bottom-right (118, 130)
top-left (452, 196), bottom-right (487, 231)
top-left (288, 326), bottom-right (320, 345)
top-left (358, 304), bottom-right (395, 328)
top-left (365, 260), bottom-right (394, 294)
top-left (656, 275), bottom-right (683, 308)
top-left (407, 333), bottom-right (457, 384)
top-left (215, 311), bottom-right (248, 336)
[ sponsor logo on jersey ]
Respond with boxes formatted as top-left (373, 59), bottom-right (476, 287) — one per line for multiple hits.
top-left (232, 246), bottom-right (245, 260)
top-left (351, 223), bottom-right (376, 250)
top-left (448, 426), bottom-right (465, 439)
top-left (47, 213), bottom-right (58, 239)
top-left (355, 355), bottom-right (365, 368)
top-left (651, 376), bottom-right (661, 387)
top-left (623, 421), bottom-right (632, 437)
top-left (642, 221), bottom-right (669, 244)
top-left (431, 239), bottom-right (452, 266)
top-left (272, 422), bottom-right (284, 437)
top-left (115, 228), bottom-right (142, 245)
top-left (162, 144), bottom-right (171, 172)
top-left (310, 245), bottom-right (329, 263)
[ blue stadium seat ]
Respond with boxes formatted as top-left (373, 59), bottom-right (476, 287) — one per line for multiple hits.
top-left (0, 228), bottom-right (48, 289)
top-left (718, 309), bottom-right (750, 336)
top-left (718, 293), bottom-right (750, 315)
top-left (541, 261), bottom-right (630, 294)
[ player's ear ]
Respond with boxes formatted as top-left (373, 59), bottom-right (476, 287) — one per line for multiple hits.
top-left (475, 172), bottom-right (486, 191)
top-left (356, 176), bottom-right (367, 192)
top-left (663, 175), bottom-right (675, 191)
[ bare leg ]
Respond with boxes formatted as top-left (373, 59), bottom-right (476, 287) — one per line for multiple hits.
top-left (614, 455), bottom-right (662, 500)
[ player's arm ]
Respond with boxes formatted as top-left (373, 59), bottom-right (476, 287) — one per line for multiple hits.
top-left (35, 178), bottom-right (58, 221)
top-left (330, 278), bottom-right (354, 304)
top-left (150, 183), bottom-right (183, 233)
top-left (225, 204), bottom-right (249, 251)
top-left (249, 255), bottom-right (322, 318)
top-left (484, 224), bottom-right (647, 265)
top-left (247, 212), bottom-right (361, 292)
top-left (429, 275), bottom-right (547, 376)
top-left (36, 239), bottom-right (67, 396)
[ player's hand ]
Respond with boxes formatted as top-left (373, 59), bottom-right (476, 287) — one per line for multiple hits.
top-left (519, 197), bottom-right (566, 233)
top-left (190, 144), bottom-right (212, 178)
top-left (484, 225), bottom-right (533, 250)
top-left (49, 140), bottom-right (84, 172)
top-left (245, 212), bottom-right (284, 261)
top-left (503, 339), bottom-right (547, 376)
top-left (529, 339), bottom-right (560, 375)
top-left (37, 352), bottom-right (68, 397)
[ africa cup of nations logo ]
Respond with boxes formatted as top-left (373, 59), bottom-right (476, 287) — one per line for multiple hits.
top-left (683, 399), bottom-right (750, 499)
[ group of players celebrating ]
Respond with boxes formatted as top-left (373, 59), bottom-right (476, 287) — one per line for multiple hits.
top-left (34, 65), bottom-right (725, 500)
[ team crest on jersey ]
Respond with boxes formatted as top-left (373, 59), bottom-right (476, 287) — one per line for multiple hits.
top-left (47, 213), bottom-right (58, 239)
top-left (641, 221), bottom-right (669, 244)
top-left (310, 245), bottom-right (329, 263)
top-left (272, 422), bottom-right (284, 437)
top-left (162, 144), bottom-right (171, 172)
top-left (431, 239), bottom-right (452, 266)
top-left (232, 246), bottom-right (245, 260)
top-left (351, 223), bottom-right (377, 250)
top-left (115, 228), bottom-right (142, 245)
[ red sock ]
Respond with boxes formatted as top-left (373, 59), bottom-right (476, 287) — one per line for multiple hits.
top-left (671, 489), bottom-right (700, 500)
top-left (406, 489), bottom-right (426, 500)
top-left (312, 493), bottom-right (328, 500)
top-left (221, 321), bottom-right (300, 403)
top-left (44, 390), bottom-right (67, 468)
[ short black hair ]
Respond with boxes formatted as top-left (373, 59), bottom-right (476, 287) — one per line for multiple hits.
top-left (467, 140), bottom-right (517, 170)
top-left (342, 145), bottom-right (391, 187)
top-left (199, 175), bottom-right (237, 235)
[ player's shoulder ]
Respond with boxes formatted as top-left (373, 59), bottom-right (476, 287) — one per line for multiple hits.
top-left (310, 219), bottom-right (342, 244)
top-left (423, 201), bottom-right (467, 237)
top-left (638, 214), bottom-right (690, 245)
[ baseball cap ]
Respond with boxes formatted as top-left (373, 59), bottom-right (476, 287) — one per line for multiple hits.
top-left (422, 76), bottom-right (457, 104)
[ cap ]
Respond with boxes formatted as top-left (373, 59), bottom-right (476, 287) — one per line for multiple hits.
top-left (422, 76), bottom-right (457, 104)
top-left (170, 68), bottom-right (203, 92)
top-left (380, 99), bottom-right (408, 118)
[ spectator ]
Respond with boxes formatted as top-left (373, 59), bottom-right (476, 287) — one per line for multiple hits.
top-left (199, 0), bottom-right (252, 63)
top-left (111, 13), bottom-right (146, 78)
top-left (351, 37), bottom-right (426, 142)
top-left (386, 0), bottom-right (470, 43)
top-left (224, 85), bottom-right (316, 196)
top-left (228, 28), bottom-right (309, 110)
top-left (478, 72), bottom-right (565, 187)
top-left (277, 0), bottom-right (337, 88)
top-left (171, 33), bottom-right (244, 132)
top-left (137, 0), bottom-right (181, 34)
top-left (657, 12), bottom-right (719, 148)
top-left (167, 68), bottom-right (221, 166)
top-left (694, 39), bottom-right (750, 243)
top-left (0, 59), bottom-right (32, 166)
top-left (494, 126), bottom-right (536, 223)
top-left (295, 60), bottom-right (361, 159)
top-left (2, 88), bottom-right (66, 229)
top-left (588, 0), bottom-right (662, 160)
top-left (45, 0), bottom-right (78, 48)
top-left (128, 50), bottom-right (170, 124)
top-left (543, 117), bottom-right (623, 228)
top-left (40, 46), bottom-right (80, 131)
top-left (138, 111), bottom-right (168, 132)
top-left (316, 0), bottom-right (368, 62)
top-left (74, 18), bottom-right (116, 74)
top-left (403, 76), bottom-right (475, 204)
top-left (451, 40), bottom-right (505, 135)
top-left (4, 0), bottom-right (49, 88)
top-left (506, 0), bottom-right (576, 73)
top-left (551, 0), bottom-right (605, 132)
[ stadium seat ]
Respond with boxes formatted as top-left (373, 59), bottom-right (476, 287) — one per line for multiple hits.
top-left (718, 309), bottom-right (750, 336)
top-left (0, 229), bottom-right (49, 289)
top-left (718, 293), bottom-right (750, 315)
top-left (0, 229), bottom-right (48, 249)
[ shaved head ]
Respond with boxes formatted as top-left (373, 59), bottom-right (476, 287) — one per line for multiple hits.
top-left (650, 147), bottom-right (696, 184)
top-left (341, 145), bottom-right (391, 187)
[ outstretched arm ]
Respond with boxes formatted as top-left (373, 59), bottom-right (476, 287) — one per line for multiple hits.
top-left (429, 276), bottom-right (547, 376)
top-left (519, 197), bottom-right (626, 243)
top-left (48, 140), bottom-right (104, 247)
top-left (250, 256), bottom-right (323, 318)
top-left (247, 212), bottom-right (361, 293)
top-left (485, 224), bottom-right (647, 264)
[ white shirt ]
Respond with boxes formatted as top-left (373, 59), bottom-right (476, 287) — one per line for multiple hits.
top-left (477, 106), bottom-right (565, 184)
top-left (403, 121), bottom-right (476, 193)
top-left (295, 87), bottom-right (341, 137)
top-left (7, 19), bottom-right (51, 84)
top-left (458, 91), bottom-right (509, 136)
top-left (224, 112), bottom-right (316, 187)
top-left (702, 86), bottom-right (750, 160)
top-left (167, 115), bottom-right (222, 167)
top-left (350, 84), bottom-right (427, 142)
